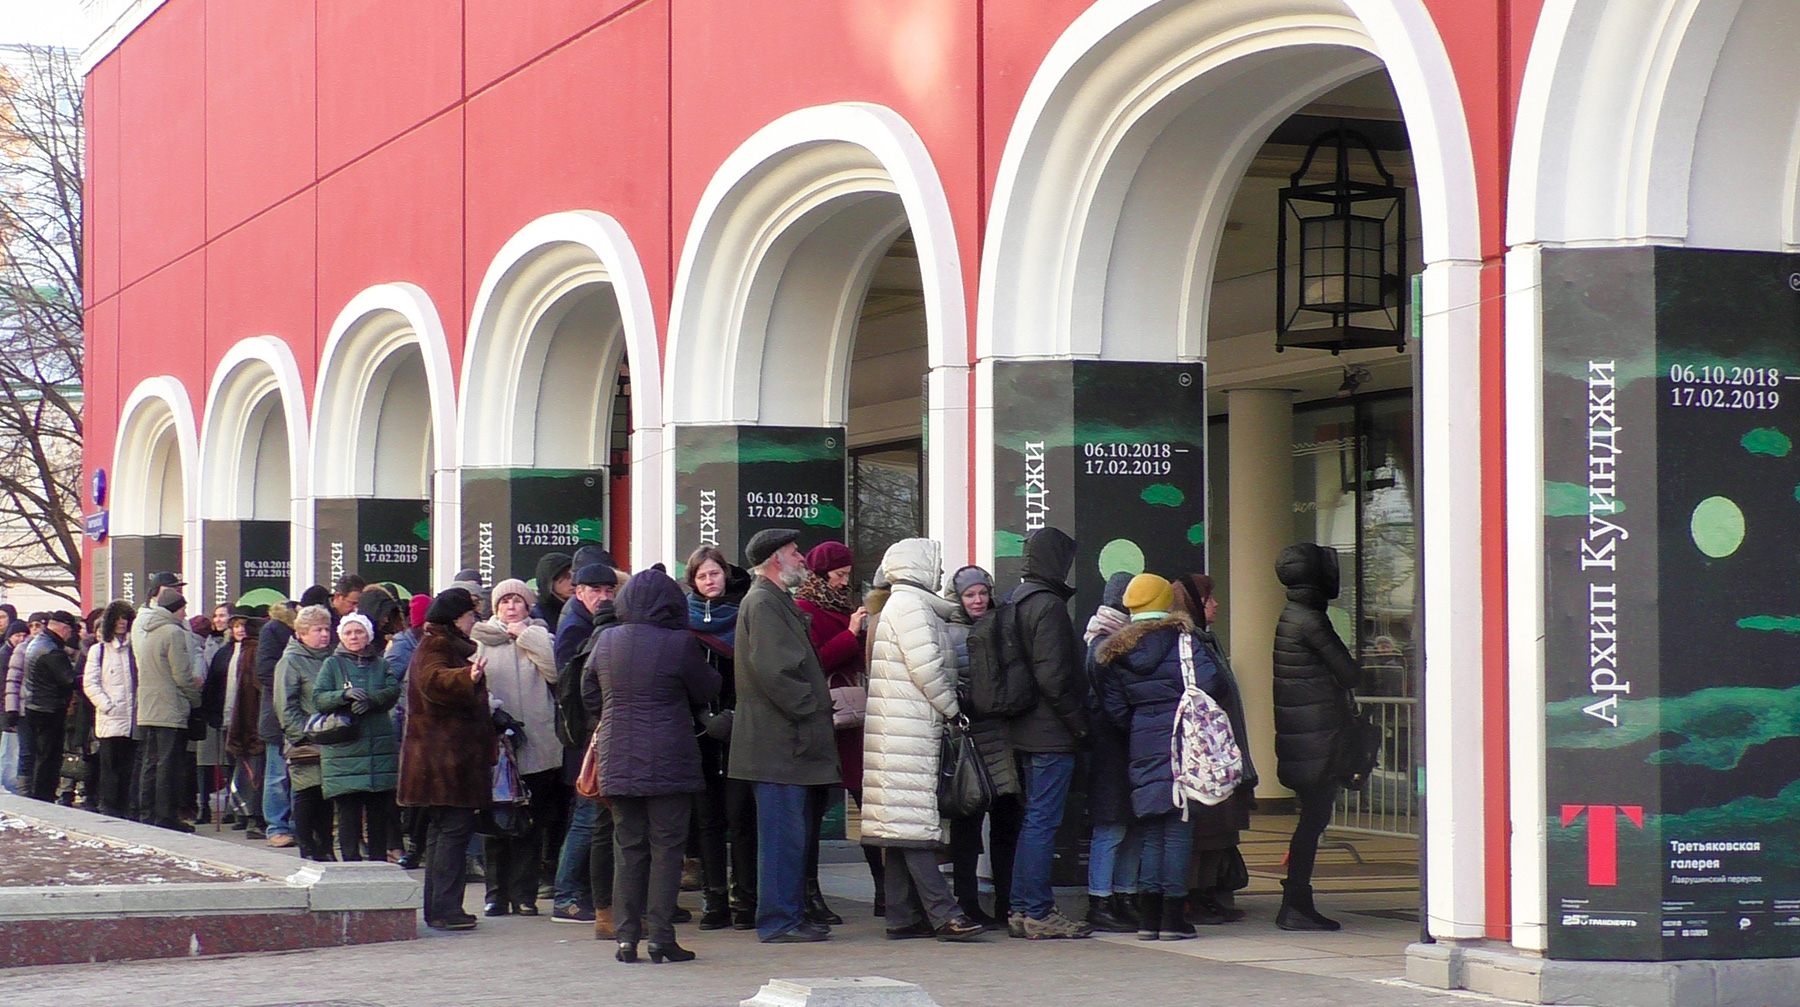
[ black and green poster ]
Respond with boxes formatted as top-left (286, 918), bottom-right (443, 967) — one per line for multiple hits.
top-left (202, 520), bottom-right (291, 609)
top-left (992, 361), bottom-right (1208, 621)
top-left (107, 535), bottom-right (182, 606)
top-left (314, 498), bottom-right (432, 597)
top-left (672, 426), bottom-right (847, 576)
top-left (1543, 247), bottom-right (1800, 961)
top-left (461, 469), bottom-right (607, 587)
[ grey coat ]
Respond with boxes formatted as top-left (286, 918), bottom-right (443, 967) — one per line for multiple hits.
top-left (132, 606), bottom-right (199, 730)
top-left (727, 575), bottom-right (840, 786)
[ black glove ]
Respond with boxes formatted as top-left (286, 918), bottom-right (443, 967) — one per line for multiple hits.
top-left (350, 698), bottom-right (373, 716)
top-left (492, 708), bottom-right (527, 745)
top-left (1, 710), bottom-right (16, 731)
top-left (697, 708), bottom-right (734, 741)
top-left (343, 686), bottom-right (370, 704)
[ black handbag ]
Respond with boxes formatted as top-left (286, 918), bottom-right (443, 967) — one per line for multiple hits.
top-left (937, 717), bottom-right (994, 819)
top-left (1332, 700), bottom-right (1382, 792)
top-left (303, 710), bottom-right (359, 746)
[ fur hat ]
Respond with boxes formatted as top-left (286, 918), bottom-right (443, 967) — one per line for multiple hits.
top-left (425, 587), bottom-right (478, 626)
top-left (1122, 573), bottom-right (1174, 619)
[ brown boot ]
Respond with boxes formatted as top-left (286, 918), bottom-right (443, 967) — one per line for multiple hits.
top-left (593, 906), bottom-right (616, 940)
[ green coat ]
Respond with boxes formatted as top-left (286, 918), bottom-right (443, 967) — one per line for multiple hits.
top-left (276, 637), bottom-right (333, 791)
top-left (313, 646), bottom-right (402, 799)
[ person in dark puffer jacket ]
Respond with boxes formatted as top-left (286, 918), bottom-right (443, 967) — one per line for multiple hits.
top-left (256, 604), bottom-right (298, 847)
top-left (313, 612), bottom-right (402, 862)
top-left (944, 564), bottom-right (1022, 928)
top-left (1004, 527), bottom-right (1092, 940)
top-left (585, 568), bottom-right (720, 962)
top-left (1272, 542), bottom-right (1361, 932)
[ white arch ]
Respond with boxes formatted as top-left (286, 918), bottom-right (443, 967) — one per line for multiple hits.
top-left (663, 102), bottom-right (971, 567)
top-left (1510, 0), bottom-right (1800, 250)
top-left (112, 375), bottom-right (201, 588)
top-left (310, 282), bottom-right (458, 587)
top-left (460, 211), bottom-right (665, 568)
top-left (199, 336), bottom-right (309, 521)
top-left (978, 0), bottom-right (1486, 943)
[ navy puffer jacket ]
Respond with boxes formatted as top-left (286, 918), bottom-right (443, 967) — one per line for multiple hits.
top-left (1097, 613), bottom-right (1218, 819)
top-left (585, 569), bottom-right (720, 797)
top-left (1272, 543), bottom-right (1362, 791)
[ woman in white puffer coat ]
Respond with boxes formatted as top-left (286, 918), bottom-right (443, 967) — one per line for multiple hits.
top-left (861, 538), bottom-right (984, 941)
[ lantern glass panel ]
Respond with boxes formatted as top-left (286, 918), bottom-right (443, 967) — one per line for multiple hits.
top-left (1299, 213), bottom-right (1384, 312)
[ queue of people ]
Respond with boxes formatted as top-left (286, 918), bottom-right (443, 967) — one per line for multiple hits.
top-left (1, 527), bottom-right (1368, 962)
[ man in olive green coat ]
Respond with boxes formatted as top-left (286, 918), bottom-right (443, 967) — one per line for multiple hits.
top-left (132, 588), bottom-right (199, 831)
top-left (729, 528), bottom-right (840, 943)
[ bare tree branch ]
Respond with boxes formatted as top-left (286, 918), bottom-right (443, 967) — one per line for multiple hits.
top-left (0, 44), bottom-right (84, 604)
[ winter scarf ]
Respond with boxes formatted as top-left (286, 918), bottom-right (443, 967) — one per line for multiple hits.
top-left (688, 592), bottom-right (739, 646)
top-left (793, 572), bottom-right (852, 616)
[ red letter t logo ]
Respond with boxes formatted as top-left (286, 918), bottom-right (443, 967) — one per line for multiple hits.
top-left (1560, 804), bottom-right (1645, 886)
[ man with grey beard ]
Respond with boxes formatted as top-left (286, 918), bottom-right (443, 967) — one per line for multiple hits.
top-left (728, 528), bottom-right (840, 943)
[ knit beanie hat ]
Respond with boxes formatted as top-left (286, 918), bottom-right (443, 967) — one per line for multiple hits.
top-left (156, 587), bottom-right (186, 613)
top-left (408, 593), bottom-right (430, 630)
top-left (805, 541), bottom-right (854, 577)
top-left (948, 565), bottom-right (992, 598)
top-left (425, 587), bottom-right (478, 626)
top-left (1122, 573), bottom-right (1174, 620)
top-left (490, 577), bottom-right (536, 610)
top-left (1101, 571), bottom-right (1135, 612)
top-left (338, 612), bottom-right (374, 640)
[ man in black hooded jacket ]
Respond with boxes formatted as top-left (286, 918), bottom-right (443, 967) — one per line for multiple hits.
top-left (1271, 542), bottom-right (1361, 932)
top-left (1003, 528), bottom-right (1093, 940)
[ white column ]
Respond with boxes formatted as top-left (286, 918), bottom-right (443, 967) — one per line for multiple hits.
top-left (631, 424), bottom-right (665, 570)
top-left (926, 364), bottom-right (972, 570)
top-left (432, 467), bottom-right (460, 592)
top-left (1227, 387), bottom-right (1294, 801)
top-left (1420, 256), bottom-right (1487, 940)
top-left (1505, 245), bottom-right (1548, 951)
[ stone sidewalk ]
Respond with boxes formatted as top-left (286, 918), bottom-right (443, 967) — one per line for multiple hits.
top-left (0, 856), bottom-right (1498, 1007)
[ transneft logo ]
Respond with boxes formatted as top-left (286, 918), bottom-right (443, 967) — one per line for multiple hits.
top-left (1561, 804), bottom-right (1645, 886)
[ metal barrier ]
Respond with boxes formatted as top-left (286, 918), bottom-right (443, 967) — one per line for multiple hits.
top-left (1330, 695), bottom-right (1419, 839)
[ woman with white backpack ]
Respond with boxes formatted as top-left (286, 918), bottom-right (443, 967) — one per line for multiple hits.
top-left (1096, 573), bottom-right (1237, 941)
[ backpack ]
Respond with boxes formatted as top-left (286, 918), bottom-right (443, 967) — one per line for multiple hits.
top-left (1170, 632), bottom-right (1243, 817)
top-left (553, 628), bottom-right (602, 749)
top-left (963, 590), bottom-right (1038, 719)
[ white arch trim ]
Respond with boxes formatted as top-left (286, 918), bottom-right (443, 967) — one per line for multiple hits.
top-left (665, 100), bottom-right (970, 419)
top-left (977, 0), bottom-right (1488, 943)
top-left (458, 210), bottom-right (665, 570)
top-left (309, 282), bottom-right (458, 588)
top-left (111, 374), bottom-right (201, 587)
top-left (199, 335), bottom-right (310, 521)
top-left (978, 0), bottom-right (1481, 361)
top-left (460, 210), bottom-right (663, 456)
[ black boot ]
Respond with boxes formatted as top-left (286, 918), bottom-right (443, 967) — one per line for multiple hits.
top-left (872, 887), bottom-right (886, 917)
top-left (1276, 879), bottom-right (1341, 932)
top-left (1160, 894), bottom-right (1197, 940)
top-left (804, 879), bottom-right (843, 926)
top-left (1085, 893), bottom-right (1136, 933)
top-left (729, 884), bottom-right (756, 931)
top-left (1189, 890), bottom-right (1242, 924)
top-left (699, 888), bottom-right (731, 930)
top-left (1135, 892), bottom-right (1163, 941)
top-left (1109, 893), bottom-right (1141, 929)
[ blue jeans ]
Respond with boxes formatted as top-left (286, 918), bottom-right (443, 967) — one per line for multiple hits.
top-left (554, 794), bottom-right (597, 908)
top-left (754, 782), bottom-right (812, 940)
top-left (1087, 821), bottom-right (1142, 896)
top-left (1010, 752), bottom-right (1075, 920)
top-left (0, 729), bottom-right (19, 794)
top-left (1137, 812), bottom-right (1194, 896)
top-left (263, 742), bottom-right (294, 838)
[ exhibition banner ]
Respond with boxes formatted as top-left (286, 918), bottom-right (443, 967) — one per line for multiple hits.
top-left (991, 360), bottom-right (1208, 621)
top-left (107, 535), bottom-right (182, 606)
top-left (672, 426), bottom-right (847, 576)
top-left (460, 469), bottom-right (607, 586)
top-left (202, 520), bottom-right (291, 608)
top-left (314, 498), bottom-right (432, 597)
top-left (1543, 247), bottom-right (1800, 960)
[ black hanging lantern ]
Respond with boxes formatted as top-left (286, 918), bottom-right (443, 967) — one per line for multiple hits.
top-left (1275, 123), bottom-right (1407, 353)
